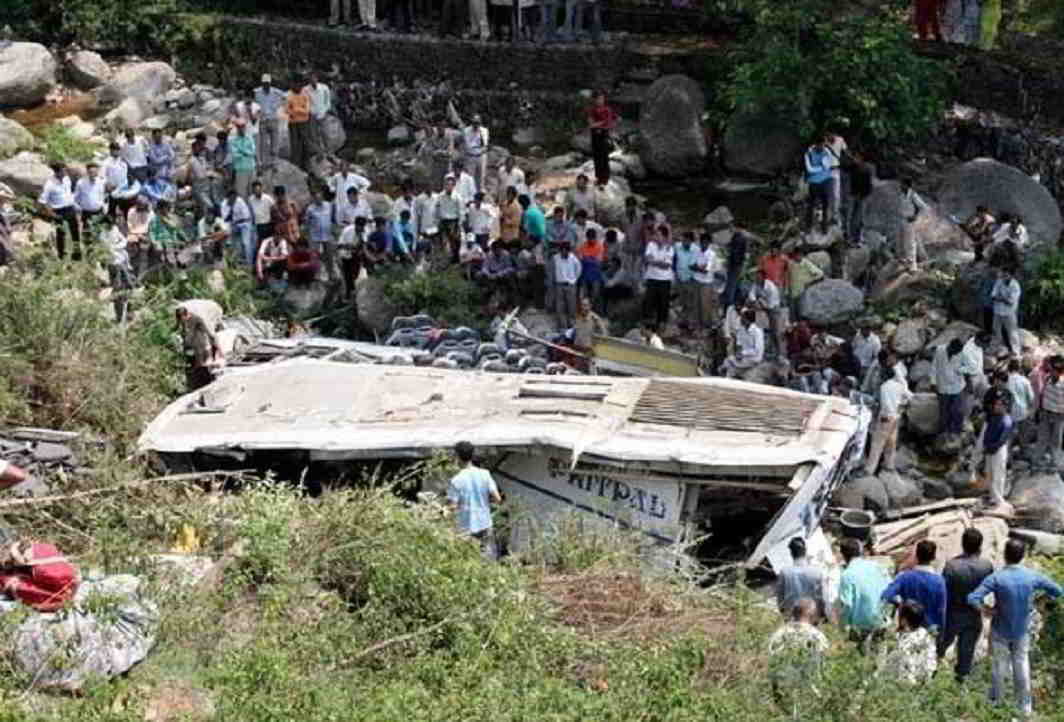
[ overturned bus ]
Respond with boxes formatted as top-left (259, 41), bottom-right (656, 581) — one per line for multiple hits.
top-left (138, 360), bottom-right (869, 571)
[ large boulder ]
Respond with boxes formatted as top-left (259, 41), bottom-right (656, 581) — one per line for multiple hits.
top-left (356, 272), bottom-right (401, 335)
top-left (105, 62), bottom-right (176, 106)
top-left (938, 158), bottom-right (1063, 248)
top-left (848, 475), bottom-right (890, 512)
top-left (66, 50), bottom-right (111, 91)
top-left (948, 262), bottom-right (996, 325)
top-left (861, 181), bottom-right (968, 262)
top-left (879, 471), bottom-right (923, 508)
top-left (102, 97), bottom-right (150, 131)
top-left (891, 318), bottom-right (928, 356)
top-left (798, 279), bottom-right (864, 324)
top-left (927, 320), bottom-right (981, 352)
top-left (282, 281), bottom-right (334, 319)
top-left (869, 262), bottom-right (950, 307)
top-left (592, 178), bottom-right (632, 227)
top-left (1010, 473), bottom-right (1064, 532)
top-left (721, 110), bottom-right (803, 177)
top-left (0, 117), bottom-right (34, 159)
top-left (321, 114), bottom-right (346, 154)
top-left (0, 43), bottom-right (57, 108)
top-left (256, 159), bottom-right (310, 210)
top-left (638, 75), bottom-right (707, 178)
top-left (0, 152), bottom-right (52, 197)
top-left (905, 393), bottom-right (940, 436)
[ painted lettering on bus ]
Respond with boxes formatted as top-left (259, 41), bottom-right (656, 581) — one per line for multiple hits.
top-left (547, 458), bottom-right (667, 519)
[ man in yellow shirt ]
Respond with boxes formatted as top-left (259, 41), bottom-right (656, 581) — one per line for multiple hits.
top-left (286, 81), bottom-right (312, 170)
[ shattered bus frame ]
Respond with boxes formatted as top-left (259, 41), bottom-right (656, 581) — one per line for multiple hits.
top-left (138, 360), bottom-right (870, 571)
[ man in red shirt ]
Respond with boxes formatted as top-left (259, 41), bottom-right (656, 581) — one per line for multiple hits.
top-left (758, 241), bottom-right (789, 292)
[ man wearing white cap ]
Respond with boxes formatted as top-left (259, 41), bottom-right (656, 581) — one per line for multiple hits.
top-left (254, 74), bottom-right (287, 169)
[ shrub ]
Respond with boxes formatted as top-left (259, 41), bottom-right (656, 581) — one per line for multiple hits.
top-left (378, 265), bottom-right (484, 328)
top-left (1021, 248), bottom-right (1064, 331)
top-left (32, 124), bottom-right (100, 166)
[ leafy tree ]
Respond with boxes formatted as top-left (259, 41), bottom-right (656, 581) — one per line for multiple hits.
top-left (726, 0), bottom-right (950, 147)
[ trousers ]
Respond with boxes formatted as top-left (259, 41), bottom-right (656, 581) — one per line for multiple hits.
top-left (555, 282), bottom-right (577, 328)
top-left (915, 0), bottom-right (943, 40)
top-left (289, 121), bottom-right (312, 170)
top-left (358, 0), bottom-right (377, 26)
top-left (469, 0), bottom-right (490, 37)
top-left (992, 310), bottom-right (1019, 355)
top-left (330, 0), bottom-right (353, 23)
top-left (694, 282), bottom-right (718, 329)
top-left (865, 415), bottom-right (899, 474)
top-left (990, 632), bottom-right (1032, 717)
top-left (259, 118), bottom-right (281, 166)
top-left (805, 179), bottom-right (832, 230)
top-left (936, 622), bottom-right (981, 681)
top-left (643, 279), bottom-right (671, 328)
top-left (1036, 409), bottom-right (1064, 468)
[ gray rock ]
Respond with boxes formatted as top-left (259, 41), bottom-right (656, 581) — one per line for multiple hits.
top-left (322, 114), bottom-right (346, 154)
top-left (282, 280), bottom-right (333, 319)
top-left (949, 262), bottom-right (997, 326)
top-left (740, 361), bottom-right (779, 386)
top-left (921, 477), bottom-right (953, 501)
top-left (570, 129), bottom-right (591, 154)
top-left (175, 89), bottom-right (197, 109)
top-left (512, 126), bottom-right (545, 147)
top-left (356, 273), bottom-right (401, 335)
top-left (850, 474), bottom-right (890, 512)
top-left (66, 50), bottom-right (110, 90)
top-left (105, 61), bottom-right (176, 105)
top-left (0, 117), bottom-right (33, 159)
top-left (802, 224), bottom-right (845, 250)
top-left (879, 471), bottom-right (923, 508)
top-left (638, 75), bottom-right (707, 178)
top-left (1010, 473), bottom-right (1064, 532)
top-left (103, 97), bottom-right (150, 130)
top-left (703, 206), bottom-right (734, 244)
top-left (30, 442), bottom-right (73, 463)
top-left (894, 446), bottom-right (918, 475)
top-left (387, 125), bottom-right (412, 145)
top-left (891, 318), bottom-right (927, 356)
top-left (905, 393), bottom-right (940, 436)
top-left (613, 152), bottom-right (646, 180)
top-left (869, 262), bottom-right (950, 307)
top-left (256, 159), bottom-right (310, 210)
top-left (798, 279), bottom-right (864, 324)
top-left (0, 43), bottom-right (57, 108)
top-left (927, 320), bottom-right (982, 352)
top-left (0, 152), bottom-right (52, 197)
top-left (909, 359), bottom-right (933, 390)
top-left (592, 178), bottom-right (632, 228)
top-left (938, 158), bottom-right (1063, 249)
top-left (721, 110), bottom-right (803, 177)
top-left (861, 180), bottom-right (967, 262)
top-left (832, 482), bottom-right (865, 510)
top-left (543, 153), bottom-right (582, 172)
top-left (845, 245), bottom-right (871, 283)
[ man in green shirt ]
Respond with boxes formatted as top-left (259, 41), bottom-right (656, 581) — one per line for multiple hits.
top-left (147, 200), bottom-right (188, 271)
top-left (837, 537), bottom-right (890, 655)
top-left (230, 119), bottom-right (257, 199)
top-left (786, 248), bottom-right (825, 318)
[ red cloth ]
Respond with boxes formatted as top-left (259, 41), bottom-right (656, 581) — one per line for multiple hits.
top-left (0, 543), bottom-right (77, 612)
top-left (287, 248), bottom-right (321, 285)
top-left (588, 103), bottom-right (616, 130)
top-left (579, 239), bottom-right (605, 262)
top-left (758, 253), bottom-right (789, 288)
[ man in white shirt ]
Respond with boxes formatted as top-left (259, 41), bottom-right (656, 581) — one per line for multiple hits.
top-left (824, 130), bottom-right (849, 225)
top-left (185, 141), bottom-right (214, 219)
top-left (899, 178), bottom-right (928, 273)
top-left (437, 175), bottom-right (465, 263)
top-left (256, 234), bottom-right (290, 294)
top-left (331, 160), bottom-right (371, 222)
top-left (750, 269), bottom-right (783, 360)
top-left (392, 181), bottom-right (421, 245)
top-left (453, 161), bottom-right (477, 206)
top-left (553, 241), bottom-right (582, 329)
top-left (990, 267), bottom-right (1021, 357)
top-left (466, 192), bottom-right (497, 249)
top-left (102, 142), bottom-right (130, 219)
top-left (497, 156), bottom-right (527, 204)
top-left (565, 173), bottom-right (597, 222)
top-left (721, 309), bottom-right (765, 378)
top-left (337, 186), bottom-right (372, 228)
top-left (992, 215), bottom-right (1028, 248)
top-left (307, 73), bottom-right (332, 160)
top-left (932, 338), bottom-right (968, 437)
top-left (196, 206), bottom-right (230, 265)
top-left (37, 163), bottom-right (79, 260)
top-left (254, 74), bottom-right (287, 169)
top-left (248, 181), bottom-right (276, 246)
top-left (120, 129), bottom-right (149, 184)
top-left (220, 188), bottom-right (254, 266)
top-left (853, 323), bottom-right (882, 376)
top-left (690, 232), bottom-right (719, 331)
top-left (642, 227), bottom-right (675, 329)
top-left (74, 161), bottom-right (107, 228)
top-left (100, 215), bottom-right (134, 323)
top-left (865, 368), bottom-right (913, 475)
top-left (462, 115), bottom-right (490, 192)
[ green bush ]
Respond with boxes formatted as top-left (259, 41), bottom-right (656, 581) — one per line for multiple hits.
top-left (379, 266), bottom-right (484, 328)
top-left (1021, 249), bottom-right (1064, 331)
top-left (32, 124), bottom-right (100, 166)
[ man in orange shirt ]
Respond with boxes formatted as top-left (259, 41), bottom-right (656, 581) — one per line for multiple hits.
top-left (758, 241), bottom-right (789, 291)
top-left (286, 80), bottom-right (312, 170)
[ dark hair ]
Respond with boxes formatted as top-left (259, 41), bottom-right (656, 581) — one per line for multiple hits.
top-left (1004, 538), bottom-right (1026, 565)
top-left (605, 229), bottom-right (617, 243)
top-left (788, 537), bottom-right (806, 559)
top-left (518, 194), bottom-right (531, 208)
top-left (915, 539), bottom-right (936, 565)
top-left (1008, 358), bottom-right (1022, 373)
top-left (455, 441), bottom-right (475, 462)
top-left (275, 185), bottom-right (286, 195)
top-left (839, 537), bottom-right (862, 562)
top-left (585, 228), bottom-right (597, 240)
top-left (961, 528), bottom-right (983, 555)
top-left (898, 599), bottom-right (925, 629)
top-left (574, 209), bottom-right (588, 220)
top-left (947, 338), bottom-right (964, 358)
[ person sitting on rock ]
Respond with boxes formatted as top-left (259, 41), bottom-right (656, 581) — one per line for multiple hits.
top-left (256, 233), bottom-right (290, 295)
top-left (961, 205), bottom-right (995, 261)
top-left (141, 167), bottom-right (175, 208)
top-left (721, 309), bottom-right (764, 378)
top-left (195, 205), bottom-right (230, 265)
top-left (479, 241), bottom-right (517, 304)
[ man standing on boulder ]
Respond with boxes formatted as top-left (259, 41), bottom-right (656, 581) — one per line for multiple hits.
top-left (447, 441), bottom-right (502, 561)
top-left (804, 138), bottom-right (833, 235)
top-left (307, 72), bottom-right (332, 163)
top-left (286, 79), bottom-right (313, 171)
top-left (254, 75), bottom-right (287, 170)
top-left (899, 178), bottom-right (927, 274)
top-left (864, 364), bottom-right (912, 475)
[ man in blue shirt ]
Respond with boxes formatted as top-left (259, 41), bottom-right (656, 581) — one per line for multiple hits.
top-left (804, 136), bottom-right (834, 235)
top-left (968, 539), bottom-right (1063, 718)
top-left (837, 538), bottom-right (890, 655)
top-left (776, 537), bottom-right (830, 622)
top-left (881, 539), bottom-right (947, 633)
top-left (447, 441), bottom-right (502, 561)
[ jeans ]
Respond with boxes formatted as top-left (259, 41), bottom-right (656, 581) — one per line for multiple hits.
top-left (259, 118), bottom-right (281, 166)
top-left (805, 179), bottom-right (831, 231)
top-left (938, 392), bottom-right (964, 435)
top-left (990, 632), bottom-right (1032, 717)
top-left (563, 0), bottom-right (601, 42)
top-left (233, 222), bottom-right (254, 266)
top-left (538, 0), bottom-right (558, 41)
top-left (1036, 409), bottom-right (1064, 468)
top-left (937, 622), bottom-right (981, 681)
top-left (289, 121), bottom-right (312, 170)
top-left (993, 310), bottom-right (1019, 355)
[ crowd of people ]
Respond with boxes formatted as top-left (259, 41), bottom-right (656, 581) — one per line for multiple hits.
top-left (771, 532), bottom-right (1061, 718)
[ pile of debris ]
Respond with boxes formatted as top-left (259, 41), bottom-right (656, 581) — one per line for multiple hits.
top-left (866, 498), bottom-right (1009, 569)
top-left (0, 427), bottom-right (90, 498)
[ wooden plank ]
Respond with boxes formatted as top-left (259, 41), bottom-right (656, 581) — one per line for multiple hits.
top-left (880, 498), bottom-right (979, 521)
top-left (873, 515), bottom-right (929, 553)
